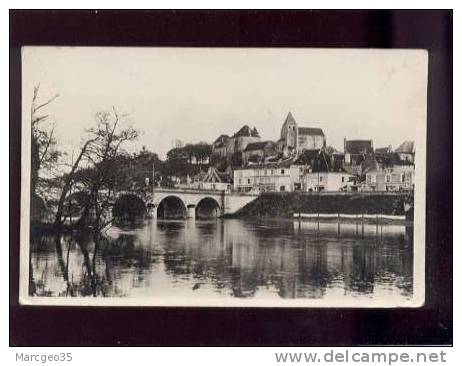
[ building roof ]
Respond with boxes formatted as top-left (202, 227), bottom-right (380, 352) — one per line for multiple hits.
top-left (194, 167), bottom-right (233, 183)
top-left (371, 152), bottom-right (415, 169)
top-left (237, 157), bottom-right (296, 170)
top-left (395, 141), bottom-right (415, 154)
top-left (294, 149), bottom-right (322, 163)
top-left (283, 112), bottom-right (297, 126)
top-left (233, 125), bottom-right (260, 138)
top-left (294, 149), bottom-right (336, 171)
top-left (325, 146), bottom-right (343, 155)
top-left (345, 140), bottom-right (373, 155)
top-left (244, 141), bottom-right (276, 152)
top-left (213, 134), bottom-right (229, 144)
top-left (375, 146), bottom-right (392, 154)
top-left (298, 127), bottom-right (325, 136)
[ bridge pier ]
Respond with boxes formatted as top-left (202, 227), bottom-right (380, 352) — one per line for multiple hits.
top-left (187, 204), bottom-right (196, 219)
top-left (148, 204), bottom-right (157, 219)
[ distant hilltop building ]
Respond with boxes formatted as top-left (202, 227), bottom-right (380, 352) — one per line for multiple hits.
top-left (278, 112), bottom-right (326, 154)
top-left (212, 113), bottom-right (326, 162)
top-left (212, 125), bottom-right (261, 159)
top-left (172, 139), bottom-right (184, 148)
top-left (242, 141), bottom-right (278, 165)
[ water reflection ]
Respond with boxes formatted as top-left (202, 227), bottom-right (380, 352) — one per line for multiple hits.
top-left (29, 219), bottom-right (413, 300)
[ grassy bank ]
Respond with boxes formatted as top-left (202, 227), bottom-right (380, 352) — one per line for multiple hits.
top-left (233, 192), bottom-right (413, 219)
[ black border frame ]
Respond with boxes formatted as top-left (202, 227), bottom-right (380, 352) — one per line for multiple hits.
top-left (9, 10), bottom-right (453, 346)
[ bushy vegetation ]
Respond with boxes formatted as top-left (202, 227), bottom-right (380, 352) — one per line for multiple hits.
top-left (112, 194), bottom-right (147, 222)
top-left (235, 192), bottom-right (412, 218)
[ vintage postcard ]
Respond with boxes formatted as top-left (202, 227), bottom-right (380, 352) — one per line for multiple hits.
top-left (19, 47), bottom-right (427, 307)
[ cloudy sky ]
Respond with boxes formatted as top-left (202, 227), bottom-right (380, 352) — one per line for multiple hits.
top-left (22, 47), bottom-right (428, 158)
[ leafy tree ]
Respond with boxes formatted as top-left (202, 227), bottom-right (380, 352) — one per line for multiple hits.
top-left (112, 194), bottom-right (147, 222)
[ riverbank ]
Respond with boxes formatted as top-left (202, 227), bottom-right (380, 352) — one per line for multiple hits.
top-left (29, 222), bottom-right (98, 236)
top-left (230, 192), bottom-right (413, 221)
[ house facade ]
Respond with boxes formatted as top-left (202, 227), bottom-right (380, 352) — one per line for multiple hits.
top-left (234, 161), bottom-right (355, 193)
top-left (362, 140), bottom-right (415, 192)
top-left (233, 160), bottom-right (294, 193)
top-left (212, 134), bottom-right (230, 158)
top-left (302, 172), bottom-right (355, 192)
top-left (242, 141), bottom-right (278, 164)
top-left (343, 139), bottom-right (374, 175)
top-left (290, 150), bottom-right (355, 192)
top-left (364, 164), bottom-right (414, 192)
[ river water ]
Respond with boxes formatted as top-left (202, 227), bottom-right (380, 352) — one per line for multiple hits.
top-left (29, 219), bottom-right (413, 303)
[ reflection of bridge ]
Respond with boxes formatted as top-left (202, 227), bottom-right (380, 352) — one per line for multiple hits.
top-left (150, 188), bottom-right (258, 219)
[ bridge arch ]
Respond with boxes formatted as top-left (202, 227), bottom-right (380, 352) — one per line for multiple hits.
top-left (113, 194), bottom-right (147, 222)
top-left (195, 197), bottom-right (221, 219)
top-left (157, 195), bottom-right (187, 219)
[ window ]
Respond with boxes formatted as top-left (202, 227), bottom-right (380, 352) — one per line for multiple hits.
top-left (271, 169), bottom-right (274, 175)
top-left (247, 179), bottom-right (251, 184)
top-left (386, 174), bottom-right (391, 183)
top-left (281, 169), bottom-right (285, 175)
top-left (401, 173), bottom-right (405, 183)
top-left (319, 176), bottom-right (323, 182)
top-left (342, 176), bottom-right (345, 183)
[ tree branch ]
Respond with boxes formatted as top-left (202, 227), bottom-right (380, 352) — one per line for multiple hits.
top-left (33, 93), bottom-right (60, 113)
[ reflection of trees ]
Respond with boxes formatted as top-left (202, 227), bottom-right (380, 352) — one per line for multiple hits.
top-left (29, 231), bottom-right (155, 297)
top-left (54, 233), bottom-right (76, 296)
top-left (29, 234), bottom-right (58, 296)
top-left (28, 256), bottom-right (36, 296)
top-left (75, 233), bottom-right (154, 297)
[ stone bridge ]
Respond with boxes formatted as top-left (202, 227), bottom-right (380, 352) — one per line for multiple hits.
top-left (150, 188), bottom-right (258, 219)
top-left (113, 188), bottom-right (258, 219)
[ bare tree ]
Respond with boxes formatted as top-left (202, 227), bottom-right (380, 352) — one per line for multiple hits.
top-left (74, 108), bottom-right (139, 231)
top-left (54, 108), bottom-right (138, 231)
top-left (30, 85), bottom-right (60, 196)
top-left (54, 136), bottom-right (100, 229)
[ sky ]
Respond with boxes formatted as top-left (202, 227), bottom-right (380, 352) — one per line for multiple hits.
top-left (22, 47), bottom-right (428, 159)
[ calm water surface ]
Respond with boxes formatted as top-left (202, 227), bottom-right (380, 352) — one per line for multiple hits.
top-left (30, 219), bottom-right (413, 301)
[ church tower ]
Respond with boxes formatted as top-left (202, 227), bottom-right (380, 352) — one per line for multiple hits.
top-left (280, 112), bottom-right (298, 151)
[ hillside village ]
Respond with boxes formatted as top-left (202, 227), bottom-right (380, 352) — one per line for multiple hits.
top-left (31, 109), bottom-right (415, 225)
top-left (185, 112), bottom-right (415, 194)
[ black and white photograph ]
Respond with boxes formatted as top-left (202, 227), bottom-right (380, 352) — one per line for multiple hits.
top-left (18, 46), bottom-right (427, 307)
